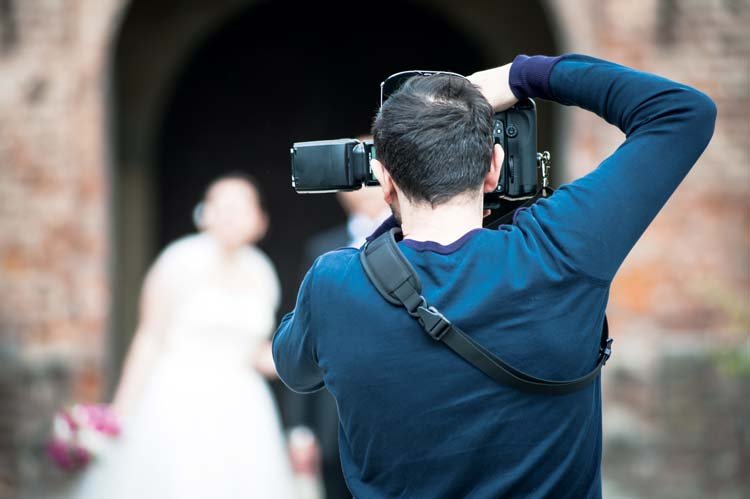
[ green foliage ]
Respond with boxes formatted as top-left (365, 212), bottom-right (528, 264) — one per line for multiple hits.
top-left (714, 340), bottom-right (750, 378)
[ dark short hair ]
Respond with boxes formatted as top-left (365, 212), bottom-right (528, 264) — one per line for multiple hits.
top-left (372, 75), bottom-right (494, 206)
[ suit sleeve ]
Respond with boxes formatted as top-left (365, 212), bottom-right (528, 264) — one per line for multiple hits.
top-left (272, 260), bottom-right (325, 394)
top-left (510, 54), bottom-right (717, 282)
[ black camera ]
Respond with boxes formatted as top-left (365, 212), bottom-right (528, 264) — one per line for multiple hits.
top-left (290, 99), bottom-right (548, 212)
top-left (485, 99), bottom-right (539, 208)
top-left (291, 139), bottom-right (378, 193)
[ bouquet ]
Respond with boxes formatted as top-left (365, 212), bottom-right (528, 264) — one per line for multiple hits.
top-left (46, 403), bottom-right (120, 472)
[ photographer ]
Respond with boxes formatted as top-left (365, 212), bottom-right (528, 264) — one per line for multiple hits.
top-left (273, 54), bottom-right (716, 498)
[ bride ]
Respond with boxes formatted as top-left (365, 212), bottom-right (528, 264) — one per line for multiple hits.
top-left (72, 174), bottom-right (295, 498)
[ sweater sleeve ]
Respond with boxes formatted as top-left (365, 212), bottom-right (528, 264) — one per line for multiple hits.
top-left (509, 54), bottom-right (716, 282)
top-left (272, 260), bottom-right (325, 393)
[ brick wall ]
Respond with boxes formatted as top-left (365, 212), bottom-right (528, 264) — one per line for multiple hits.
top-left (547, 0), bottom-right (750, 495)
top-left (0, 0), bottom-right (123, 494)
top-left (548, 0), bottom-right (749, 336)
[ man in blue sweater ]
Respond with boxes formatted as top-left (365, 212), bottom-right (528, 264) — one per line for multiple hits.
top-left (273, 55), bottom-right (716, 498)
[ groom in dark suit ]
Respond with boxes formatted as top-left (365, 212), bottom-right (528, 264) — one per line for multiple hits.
top-left (285, 187), bottom-right (389, 499)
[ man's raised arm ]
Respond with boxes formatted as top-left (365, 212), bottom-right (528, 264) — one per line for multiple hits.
top-left (473, 55), bottom-right (716, 282)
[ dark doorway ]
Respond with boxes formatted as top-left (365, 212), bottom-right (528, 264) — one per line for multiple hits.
top-left (111, 0), bottom-right (559, 388)
top-left (155, 0), bottom-right (487, 314)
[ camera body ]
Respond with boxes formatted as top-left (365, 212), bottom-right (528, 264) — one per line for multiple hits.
top-left (290, 99), bottom-right (543, 210)
top-left (485, 99), bottom-right (538, 209)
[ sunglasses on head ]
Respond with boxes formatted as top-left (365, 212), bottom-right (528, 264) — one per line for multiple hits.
top-left (379, 70), bottom-right (468, 107)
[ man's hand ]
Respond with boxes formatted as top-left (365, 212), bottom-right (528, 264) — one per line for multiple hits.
top-left (468, 63), bottom-right (518, 112)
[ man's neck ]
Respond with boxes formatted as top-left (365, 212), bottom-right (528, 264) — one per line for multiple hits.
top-left (400, 196), bottom-right (484, 245)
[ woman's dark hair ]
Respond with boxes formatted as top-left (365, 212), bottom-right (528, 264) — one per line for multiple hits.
top-left (372, 75), bottom-right (494, 206)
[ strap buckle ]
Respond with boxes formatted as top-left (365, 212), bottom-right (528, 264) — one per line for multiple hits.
top-left (416, 305), bottom-right (452, 341)
top-left (600, 338), bottom-right (614, 365)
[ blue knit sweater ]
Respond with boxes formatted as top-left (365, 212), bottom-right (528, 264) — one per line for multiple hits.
top-left (273, 55), bottom-right (716, 498)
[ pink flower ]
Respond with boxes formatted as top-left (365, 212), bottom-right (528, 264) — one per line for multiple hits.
top-left (46, 437), bottom-right (90, 472)
top-left (47, 403), bottom-right (120, 472)
top-left (74, 404), bottom-right (121, 437)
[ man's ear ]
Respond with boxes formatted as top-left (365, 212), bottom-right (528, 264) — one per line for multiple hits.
top-left (371, 158), bottom-right (396, 204)
top-left (483, 143), bottom-right (504, 193)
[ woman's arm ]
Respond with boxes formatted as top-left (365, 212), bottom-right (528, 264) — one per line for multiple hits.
top-left (253, 340), bottom-right (279, 378)
top-left (111, 260), bottom-right (172, 420)
top-left (252, 247), bottom-right (283, 379)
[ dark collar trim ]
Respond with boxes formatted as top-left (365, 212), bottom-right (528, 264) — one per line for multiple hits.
top-left (401, 228), bottom-right (483, 254)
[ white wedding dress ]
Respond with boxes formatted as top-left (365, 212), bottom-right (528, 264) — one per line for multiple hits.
top-left (71, 234), bottom-right (296, 499)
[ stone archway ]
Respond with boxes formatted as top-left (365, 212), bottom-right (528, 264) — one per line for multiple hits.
top-left (108, 0), bottom-right (560, 389)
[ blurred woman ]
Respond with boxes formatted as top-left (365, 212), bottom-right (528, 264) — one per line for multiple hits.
top-left (72, 174), bottom-right (295, 498)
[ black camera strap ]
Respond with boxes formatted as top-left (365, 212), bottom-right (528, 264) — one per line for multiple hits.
top-left (484, 186), bottom-right (554, 229)
top-left (360, 213), bottom-right (613, 395)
